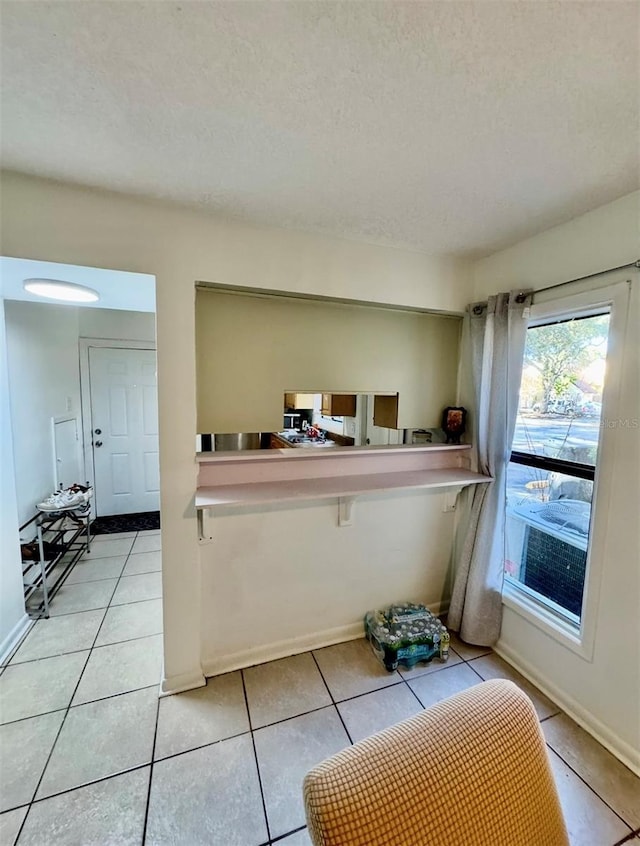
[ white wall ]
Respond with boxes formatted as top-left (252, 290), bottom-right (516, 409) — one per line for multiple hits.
top-left (0, 171), bottom-right (473, 694)
top-left (0, 302), bottom-right (29, 660)
top-left (474, 192), bottom-right (640, 772)
top-left (0, 299), bottom-right (156, 659)
top-left (202, 491), bottom-right (456, 674)
top-left (4, 300), bottom-right (81, 526)
top-left (79, 307), bottom-right (155, 342)
top-left (3, 302), bottom-right (156, 526)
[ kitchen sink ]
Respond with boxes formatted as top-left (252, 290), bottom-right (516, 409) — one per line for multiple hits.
top-left (296, 439), bottom-right (336, 447)
top-left (277, 432), bottom-right (337, 447)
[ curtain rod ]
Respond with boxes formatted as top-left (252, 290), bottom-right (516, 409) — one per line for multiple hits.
top-left (528, 260), bottom-right (639, 298)
top-left (474, 260), bottom-right (639, 310)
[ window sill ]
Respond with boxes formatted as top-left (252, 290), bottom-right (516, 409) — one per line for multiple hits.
top-left (502, 580), bottom-right (594, 661)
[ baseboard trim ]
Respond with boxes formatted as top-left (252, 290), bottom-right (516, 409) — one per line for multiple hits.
top-left (160, 667), bottom-right (206, 697)
top-left (0, 613), bottom-right (32, 666)
top-left (202, 602), bottom-right (448, 679)
top-left (202, 621), bottom-right (365, 678)
top-left (495, 640), bottom-right (640, 777)
top-left (430, 600), bottom-right (449, 618)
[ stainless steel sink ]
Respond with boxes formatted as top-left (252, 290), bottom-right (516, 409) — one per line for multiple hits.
top-left (296, 439), bottom-right (336, 447)
top-left (277, 432), bottom-right (336, 447)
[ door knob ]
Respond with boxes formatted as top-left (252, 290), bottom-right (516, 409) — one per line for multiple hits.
top-left (94, 441), bottom-right (103, 448)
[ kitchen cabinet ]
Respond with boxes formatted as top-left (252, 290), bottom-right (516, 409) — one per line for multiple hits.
top-left (321, 394), bottom-right (357, 417)
top-left (284, 393), bottom-right (315, 409)
top-left (373, 394), bottom-right (399, 429)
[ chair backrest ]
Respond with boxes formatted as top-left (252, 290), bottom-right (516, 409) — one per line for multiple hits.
top-left (303, 679), bottom-right (569, 846)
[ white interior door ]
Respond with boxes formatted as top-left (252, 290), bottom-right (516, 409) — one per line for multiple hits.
top-left (89, 346), bottom-right (160, 516)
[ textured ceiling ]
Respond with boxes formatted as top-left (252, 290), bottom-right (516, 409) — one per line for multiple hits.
top-left (1, 1), bottom-right (638, 258)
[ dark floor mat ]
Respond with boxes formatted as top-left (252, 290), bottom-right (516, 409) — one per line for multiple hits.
top-left (90, 511), bottom-right (160, 534)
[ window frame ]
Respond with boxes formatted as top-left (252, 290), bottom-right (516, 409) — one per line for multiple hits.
top-left (502, 279), bottom-right (631, 661)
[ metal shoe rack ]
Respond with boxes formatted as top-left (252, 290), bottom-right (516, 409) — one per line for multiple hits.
top-left (19, 507), bottom-right (92, 619)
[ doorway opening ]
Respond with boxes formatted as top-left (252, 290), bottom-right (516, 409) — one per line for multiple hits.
top-left (1, 255), bottom-right (158, 619)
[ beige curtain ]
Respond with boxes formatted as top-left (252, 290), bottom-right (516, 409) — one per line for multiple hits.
top-left (448, 291), bottom-right (531, 646)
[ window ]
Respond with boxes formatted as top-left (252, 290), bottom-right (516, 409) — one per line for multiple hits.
top-left (504, 310), bottom-right (610, 631)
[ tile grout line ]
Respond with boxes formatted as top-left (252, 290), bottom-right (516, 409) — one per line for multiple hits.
top-left (7, 624), bottom-right (163, 670)
top-left (14, 644), bottom-right (96, 841)
top-left (398, 672), bottom-right (428, 708)
top-left (36, 550), bottom-right (124, 620)
top-left (9, 763), bottom-right (152, 815)
top-left (141, 677), bottom-right (162, 844)
top-left (20, 635), bottom-right (637, 840)
top-left (139, 677), bottom-right (417, 769)
top-left (6, 663), bottom-right (637, 833)
top-left (11, 532), bottom-right (140, 843)
top-left (68, 537), bottom-right (164, 710)
top-left (612, 826), bottom-right (640, 846)
top-left (67, 568), bottom-right (161, 586)
top-left (309, 651), bottom-right (354, 745)
top-left (454, 645), bottom-right (638, 832)
top-left (269, 824), bottom-right (308, 844)
top-left (32, 580), bottom-right (161, 622)
top-left (151, 727), bottom-right (251, 766)
top-left (544, 742), bottom-right (640, 833)
top-left (240, 669), bottom-right (272, 844)
top-left (0, 682), bottom-right (163, 730)
top-left (69, 535), bottom-right (136, 662)
top-left (0, 618), bottom-right (38, 669)
top-left (8, 606), bottom-right (638, 846)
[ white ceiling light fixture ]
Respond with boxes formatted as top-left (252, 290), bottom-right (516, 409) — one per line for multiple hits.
top-left (23, 278), bottom-right (100, 303)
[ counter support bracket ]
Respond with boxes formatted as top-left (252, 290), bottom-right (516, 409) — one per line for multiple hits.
top-left (197, 508), bottom-right (214, 544)
top-left (442, 486), bottom-right (464, 513)
top-left (338, 497), bottom-right (355, 527)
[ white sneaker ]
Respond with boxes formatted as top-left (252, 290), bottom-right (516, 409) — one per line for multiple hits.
top-left (37, 491), bottom-right (86, 512)
top-left (66, 485), bottom-right (93, 504)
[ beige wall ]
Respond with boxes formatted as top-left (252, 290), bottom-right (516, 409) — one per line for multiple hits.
top-left (0, 171), bottom-right (472, 692)
top-left (474, 190), bottom-right (639, 299)
top-left (201, 490), bottom-right (457, 675)
top-left (4, 171), bottom-right (636, 769)
top-left (475, 192), bottom-right (640, 772)
top-left (196, 289), bottom-right (460, 433)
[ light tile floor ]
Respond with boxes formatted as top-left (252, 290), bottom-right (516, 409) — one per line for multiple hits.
top-left (1, 531), bottom-right (639, 845)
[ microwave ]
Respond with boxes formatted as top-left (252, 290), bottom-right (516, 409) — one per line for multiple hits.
top-left (283, 412), bottom-right (300, 429)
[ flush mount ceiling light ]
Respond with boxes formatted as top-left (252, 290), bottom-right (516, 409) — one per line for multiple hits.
top-left (23, 278), bottom-right (100, 303)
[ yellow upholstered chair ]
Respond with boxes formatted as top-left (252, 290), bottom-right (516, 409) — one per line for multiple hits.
top-left (303, 679), bottom-right (568, 846)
